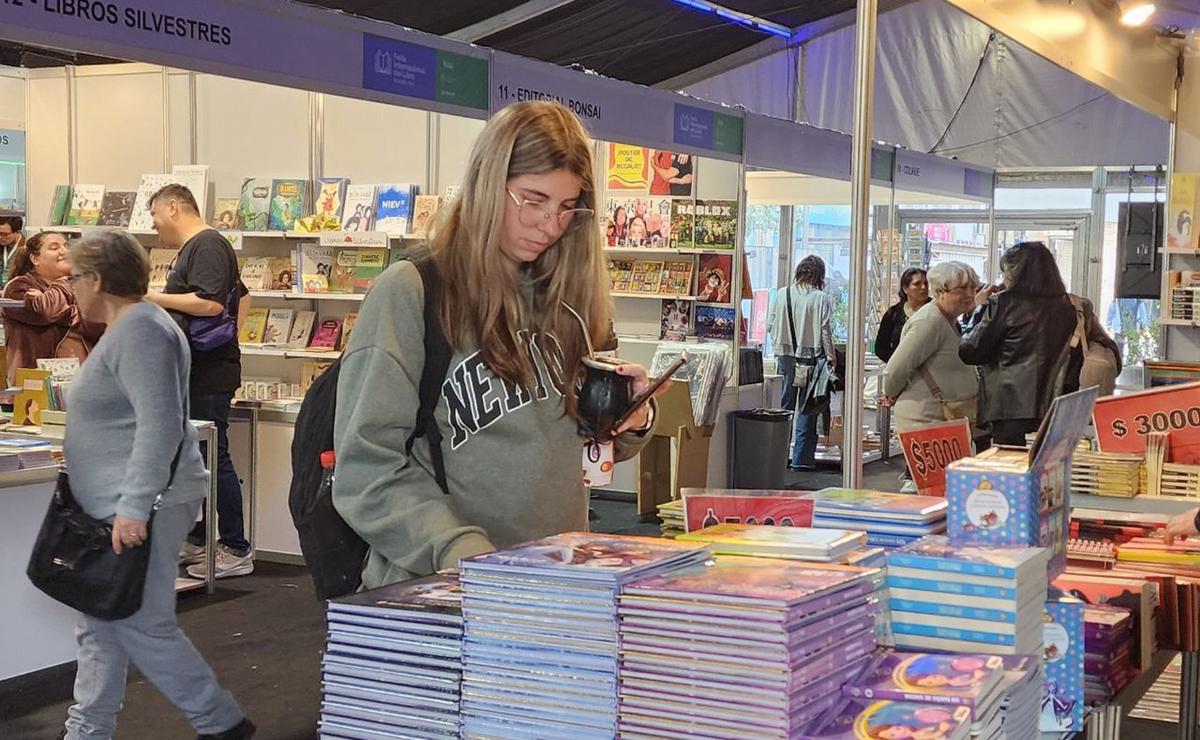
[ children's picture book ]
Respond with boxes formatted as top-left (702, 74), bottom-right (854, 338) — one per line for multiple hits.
top-left (287, 310), bottom-right (317, 349)
top-left (659, 260), bottom-right (693, 296)
top-left (676, 523), bottom-right (865, 561)
top-left (262, 308), bottom-right (294, 346)
top-left (887, 535), bottom-right (1051, 581)
top-left (36, 357), bottom-right (81, 383)
top-left (606, 143), bottom-right (650, 191)
top-left (309, 318), bottom-right (343, 350)
top-left (67, 184), bottom-right (105, 226)
top-left (694, 304), bottom-right (735, 340)
top-left (630, 261), bottom-right (665, 294)
top-left (625, 554), bottom-right (872, 607)
top-left (649, 150), bottom-right (694, 197)
top-left (147, 249), bottom-right (178, 290)
top-left (212, 197), bottom-right (241, 230)
top-left (13, 369), bottom-right (52, 426)
top-left (300, 360), bottom-right (334, 392)
top-left (693, 200), bottom-right (738, 249)
top-left (670, 200), bottom-right (696, 246)
top-left (1042, 591), bottom-right (1085, 733)
top-left (96, 191), bottom-right (135, 227)
top-left (128, 174), bottom-right (173, 232)
top-left (47, 185), bottom-right (72, 226)
top-left (608, 259), bottom-right (634, 293)
top-left (801, 488), bottom-right (949, 523)
top-left (842, 652), bottom-right (1005, 706)
top-left (696, 254), bottom-right (733, 303)
top-left (350, 249), bottom-right (386, 294)
top-left (267, 255), bottom-right (295, 291)
top-left (660, 299), bottom-right (692, 341)
top-left (239, 257), bottom-right (271, 291)
top-left (606, 197), bottom-right (672, 248)
top-left (374, 184), bottom-right (415, 235)
top-left (804, 698), bottom-right (973, 740)
top-left (341, 185), bottom-right (377, 231)
top-left (239, 307), bottom-right (269, 344)
top-left (411, 195), bottom-right (443, 235)
top-left (340, 312), bottom-right (359, 352)
top-left (329, 249), bottom-right (356, 294)
top-left (238, 177), bottom-right (273, 231)
top-left (314, 178), bottom-right (349, 223)
top-left (329, 573), bottom-right (462, 618)
top-left (1169, 173), bottom-right (1199, 251)
top-left (300, 245), bottom-right (336, 294)
top-left (463, 532), bottom-right (707, 584)
top-left (268, 178), bottom-right (307, 231)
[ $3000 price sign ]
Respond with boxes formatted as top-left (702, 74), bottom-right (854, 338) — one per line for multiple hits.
top-left (1093, 382), bottom-right (1200, 464)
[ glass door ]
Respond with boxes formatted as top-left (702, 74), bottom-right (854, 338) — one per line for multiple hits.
top-left (894, 209), bottom-right (993, 286)
top-left (994, 211), bottom-right (1092, 297)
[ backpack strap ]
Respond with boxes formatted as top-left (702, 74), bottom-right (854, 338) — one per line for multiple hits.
top-left (407, 253), bottom-right (452, 495)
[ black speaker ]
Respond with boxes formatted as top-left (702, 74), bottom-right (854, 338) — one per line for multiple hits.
top-left (1116, 201), bottom-right (1163, 300)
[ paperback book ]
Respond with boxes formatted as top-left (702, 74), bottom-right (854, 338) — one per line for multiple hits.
top-left (659, 260), bottom-right (693, 296)
top-left (300, 245), bottom-right (336, 294)
top-left (842, 652), bottom-right (1005, 707)
top-left (96, 191), bottom-right (135, 227)
top-left (692, 200), bottom-right (737, 249)
top-left (374, 183), bottom-right (415, 235)
top-left (262, 309), bottom-right (294, 346)
top-left (268, 178), bottom-right (307, 231)
top-left (341, 185), bottom-right (376, 231)
top-left (237, 178), bottom-right (273, 231)
top-left (340, 312), bottom-right (359, 352)
top-left (411, 195), bottom-right (443, 235)
top-left (608, 259), bottom-right (634, 293)
top-left (313, 177), bottom-right (349, 223)
top-left (239, 307), bottom-right (269, 344)
top-left (671, 200), bottom-right (696, 246)
top-left (696, 254), bottom-right (733, 303)
top-left (212, 197), bottom-right (240, 230)
top-left (694, 304), bottom-right (735, 340)
top-left (287, 310), bottom-right (317, 348)
top-left (660, 299), bottom-right (692, 341)
top-left (67, 184), bottom-right (105, 226)
top-left (309, 318), bottom-right (343, 350)
top-left (47, 185), bottom-right (71, 226)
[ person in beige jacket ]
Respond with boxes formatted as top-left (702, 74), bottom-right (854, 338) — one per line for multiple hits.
top-left (883, 261), bottom-right (982, 434)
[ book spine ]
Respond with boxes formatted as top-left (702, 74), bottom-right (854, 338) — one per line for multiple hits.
top-left (843, 685), bottom-right (975, 707)
top-left (886, 574), bottom-right (1019, 600)
top-left (865, 532), bottom-right (922, 548)
top-left (891, 622), bottom-right (1016, 646)
top-left (886, 552), bottom-right (1016, 579)
top-left (889, 598), bottom-right (1020, 624)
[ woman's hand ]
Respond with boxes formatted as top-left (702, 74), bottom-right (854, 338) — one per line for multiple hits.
top-left (974, 284), bottom-right (999, 307)
top-left (1163, 508), bottom-right (1200, 545)
top-left (112, 515), bottom-right (149, 554)
top-left (613, 363), bottom-right (669, 435)
top-left (24, 288), bottom-right (42, 300)
top-left (878, 396), bottom-right (894, 408)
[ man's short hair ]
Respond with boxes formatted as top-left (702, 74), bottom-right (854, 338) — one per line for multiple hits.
top-left (149, 184), bottom-right (199, 215)
top-left (0, 216), bottom-right (23, 232)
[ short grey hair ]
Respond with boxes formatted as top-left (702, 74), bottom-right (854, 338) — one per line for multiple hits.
top-left (69, 230), bottom-right (150, 298)
top-left (927, 261), bottom-right (980, 294)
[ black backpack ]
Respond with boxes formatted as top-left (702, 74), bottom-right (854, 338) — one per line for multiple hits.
top-left (288, 253), bottom-right (452, 601)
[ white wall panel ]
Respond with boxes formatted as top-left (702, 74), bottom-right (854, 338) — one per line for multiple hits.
top-left (73, 69), bottom-right (164, 189)
top-left (167, 70), bottom-right (193, 169)
top-left (25, 70), bottom-right (68, 228)
top-left (324, 94), bottom-right (428, 189)
top-left (0, 66), bottom-right (24, 130)
top-left (696, 157), bottom-right (740, 201)
top-left (437, 113), bottom-right (484, 196)
top-left (194, 75), bottom-right (309, 203)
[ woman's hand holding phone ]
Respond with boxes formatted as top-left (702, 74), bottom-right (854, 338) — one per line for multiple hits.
top-left (611, 361), bottom-right (678, 435)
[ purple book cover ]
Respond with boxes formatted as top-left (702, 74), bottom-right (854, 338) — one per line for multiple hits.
top-left (842, 652), bottom-right (1005, 707)
top-left (800, 698), bottom-right (973, 739)
top-left (328, 573), bottom-right (462, 617)
top-left (626, 556), bottom-right (874, 606)
top-left (791, 633), bottom-right (878, 689)
top-left (463, 532), bottom-right (706, 579)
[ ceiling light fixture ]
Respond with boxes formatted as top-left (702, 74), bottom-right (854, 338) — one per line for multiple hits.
top-left (671, 0), bottom-right (792, 38)
top-left (1117, 0), bottom-right (1156, 26)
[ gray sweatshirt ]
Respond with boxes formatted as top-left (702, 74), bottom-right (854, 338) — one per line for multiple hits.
top-left (65, 301), bottom-right (209, 521)
top-left (333, 261), bottom-right (653, 589)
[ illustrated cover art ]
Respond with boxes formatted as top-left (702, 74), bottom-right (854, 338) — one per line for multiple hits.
top-left (625, 555), bottom-right (872, 607)
top-left (1169, 173), bottom-right (1199, 251)
top-left (630, 260), bottom-right (665, 294)
top-left (268, 178), bottom-right (307, 231)
top-left (329, 249), bottom-right (357, 294)
top-left (267, 256), bottom-right (295, 291)
top-left (300, 246), bottom-right (336, 294)
top-left (351, 249), bottom-right (387, 293)
top-left (47, 185), bottom-right (71, 226)
top-left (13, 369), bottom-right (51, 426)
top-left (803, 698), bottom-right (972, 739)
top-left (309, 318), bottom-right (343, 350)
top-left (659, 260), bottom-right (693, 296)
top-left (96, 191), bottom-right (135, 227)
top-left (1041, 592), bottom-right (1085, 733)
top-left (660, 299), bottom-right (692, 341)
top-left (239, 307), bottom-right (269, 344)
top-left (887, 535), bottom-right (1051, 579)
top-left (608, 259), bottom-right (634, 293)
top-left (692, 200), bottom-right (737, 250)
top-left (314, 177), bottom-right (349, 223)
top-left (374, 183), bottom-right (415, 235)
top-left (287, 310), bottom-right (317, 349)
top-left (147, 249), bottom-right (178, 291)
top-left (341, 185), bottom-right (377, 231)
top-left (239, 257), bottom-right (271, 291)
top-left (649, 150), bottom-right (694, 197)
top-left (606, 197), bottom-right (672, 248)
top-left (681, 488), bottom-right (814, 532)
top-left (677, 523), bottom-right (864, 556)
top-left (262, 309), bottom-right (293, 347)
top-left (843, 652), bottom-right (1005, 706)
top-left (411, 195), bottom-right (443, 235)
top-left (606, 143), bottom-right (649, 191)
top-left (67, 184), bottom-right (105, 226)
top-left (463, 532), bottom-right (706, 579)
top-left (802, 488), bottom-right (948, 522)
top-left (212, 197), bottom-right (241, 230)
top-left (237, 177), bottom-right (273, 231)
top-left (340, 312), bottom-right (358, 352)
top-left (330, 573), bottom-right (462, 617)
top-left (694, 305), bottom-right (735, 340)
top-left (696, 254), bottom-right (733, 303)
top-left (670, 200), bottom-right (695, 246)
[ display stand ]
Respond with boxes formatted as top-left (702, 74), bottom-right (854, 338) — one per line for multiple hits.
top-left (636, 381), bottom-right (713, 516)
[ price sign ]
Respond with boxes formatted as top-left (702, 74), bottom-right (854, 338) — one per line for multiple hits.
top-left (899, 419), bottom-right (973, 496)
top-left (1093, 382), bottom-right (1200, 463)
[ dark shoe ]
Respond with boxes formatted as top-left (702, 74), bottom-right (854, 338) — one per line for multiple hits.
top-left (198, 719), bottom-right (256, 739)
top-left (788, 464), bottom-right (817, 472)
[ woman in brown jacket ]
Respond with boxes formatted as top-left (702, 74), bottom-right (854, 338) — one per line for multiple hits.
top-left (2, 231), bottom-right (102, 385)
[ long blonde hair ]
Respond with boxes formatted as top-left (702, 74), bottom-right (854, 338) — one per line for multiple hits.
top-left (429, 101), bottom-right (611, 419)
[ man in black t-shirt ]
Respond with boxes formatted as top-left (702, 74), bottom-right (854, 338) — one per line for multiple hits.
top-left (145, 184), bottom-right (253, 579)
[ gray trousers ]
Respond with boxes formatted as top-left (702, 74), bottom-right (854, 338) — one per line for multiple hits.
top-left (64, 499), bottom-right (244, 739)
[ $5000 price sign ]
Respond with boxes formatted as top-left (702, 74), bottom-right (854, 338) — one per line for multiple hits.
top-left (1093, 382), bottom-right (1200, 464)
top-left (899, 419), bottom-right (972, 496)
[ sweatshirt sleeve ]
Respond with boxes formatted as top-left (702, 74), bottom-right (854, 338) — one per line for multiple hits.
top-left (109, 317), bottom-right (188, 520)
top-left (2, 277), bottom-right (75, 326)
top-left (333, 262), bottom-right (492, 576)
top-left (884, 314), bottom-right (939, 400)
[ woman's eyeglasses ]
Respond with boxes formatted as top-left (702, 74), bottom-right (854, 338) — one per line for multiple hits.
top-left (507, 189), bottom-right (593, 229)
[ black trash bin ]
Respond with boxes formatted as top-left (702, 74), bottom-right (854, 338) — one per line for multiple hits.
top-left (728, 408), bottom-right (793, 489)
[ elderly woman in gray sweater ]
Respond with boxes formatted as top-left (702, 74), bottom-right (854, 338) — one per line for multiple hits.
top-left (883, 261), bottom-right (981, 433)
top-left (60, 231), bottom-right (253, 740)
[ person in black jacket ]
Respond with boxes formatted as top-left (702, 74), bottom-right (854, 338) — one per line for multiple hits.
top-left (959, 242), bottom-right (1078, 446)
top-left (873, 267), bottom-right (929, 362)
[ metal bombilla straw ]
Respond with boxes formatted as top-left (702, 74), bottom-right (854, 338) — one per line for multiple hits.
top-left (560, 301), bottom-right (596, 360)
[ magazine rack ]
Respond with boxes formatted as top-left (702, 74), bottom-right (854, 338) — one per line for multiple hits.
top-left (637, 381), bottom-right (714, 515)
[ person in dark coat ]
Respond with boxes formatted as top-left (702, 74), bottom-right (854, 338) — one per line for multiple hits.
top-left (874, 267), bottom-right (929, 362)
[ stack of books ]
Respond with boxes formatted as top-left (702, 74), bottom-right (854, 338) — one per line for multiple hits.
top-left (676, 524), bottom-right (866, 563)
top-left (797, 697), bottom-right (974, 739)
top-left (656, 499), bottom-right (684, 538)
top-left (0, 438), bottom-right (56, 469)
top-left (840, 651), bottom-right (1007, 739)
top-left (617, 557), bottom-right (879, 738)
top-left (1070, 449), bottom-right (1144, 498)
top-left (458, 533), bottom-right (709, 739)
top-left (800, 488), bottom-right (948, 549)
top-left (997, 656), bottom-right (1043, 739)
top-left (847, 548), bottom-right (892, 645)
top-left (319, 574), bottom-right (463, 739)
top-left (1084, 605), bottom-right (1138, 704)
top-left (885, 536), bottom-right (1050, 655)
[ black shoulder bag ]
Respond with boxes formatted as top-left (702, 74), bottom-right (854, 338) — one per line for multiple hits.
top-left (27, 440), bottom-right (184, 620)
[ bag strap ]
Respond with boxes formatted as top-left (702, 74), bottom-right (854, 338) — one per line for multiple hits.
top-left (406, 252), bottom-right (452, 496)
top-left (785, 286), bottom-right (799, 352)
top-left (918, 366), bottom-right (946, 402)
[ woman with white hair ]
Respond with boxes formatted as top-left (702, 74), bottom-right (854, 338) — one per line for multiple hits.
top-left (883, 261), bottom-right (981, 433)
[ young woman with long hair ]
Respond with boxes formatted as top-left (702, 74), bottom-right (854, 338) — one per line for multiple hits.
top-left (333, 101), bottom-right (660, 589)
